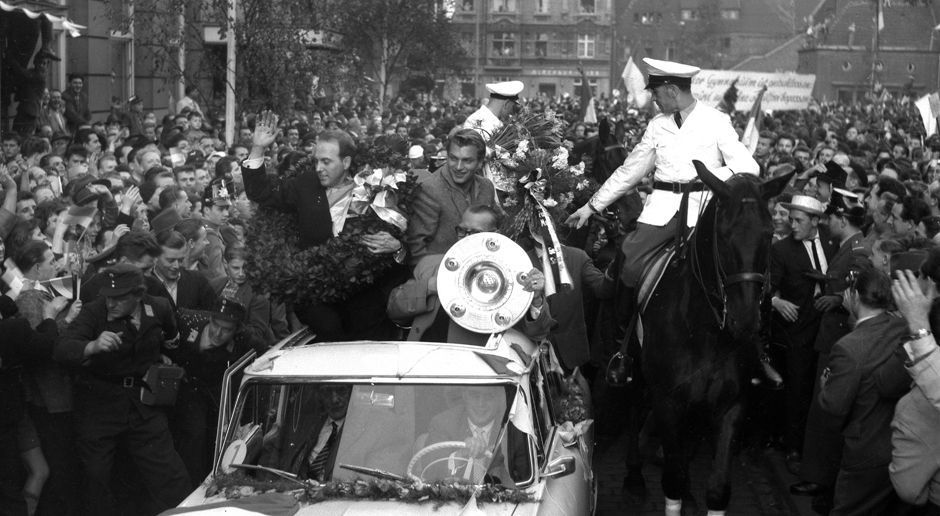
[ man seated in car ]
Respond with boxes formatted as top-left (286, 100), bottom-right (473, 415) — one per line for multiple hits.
top-left (420, 385), bottom-right (530, 485)
top-left (262, 384), bottom-right (408, 482)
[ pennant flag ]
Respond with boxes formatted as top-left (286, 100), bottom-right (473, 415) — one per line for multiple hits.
top-left (742, 85), bottom-right (768, 154)
top-left (877, 0), bottom-right (885, 32)
top-left (1, 259), bottom-right (24, 300)
top-left (41, 275), bottom-right (76, 300)
top-left (61, 205), bottom-right (97, 228)
top-left (584, 97), bottom-right (597, 124)
top-left (621, 56), bottom-right (650, 108)
top-left (915, 93), bottom-right (940, 136)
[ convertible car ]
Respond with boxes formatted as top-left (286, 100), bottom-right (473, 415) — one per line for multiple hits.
top-left (173, 327), bottom-right (595, 515)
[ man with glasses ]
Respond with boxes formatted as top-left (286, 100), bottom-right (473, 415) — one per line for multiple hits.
top-left (389, 204), bottom-right (550, 343)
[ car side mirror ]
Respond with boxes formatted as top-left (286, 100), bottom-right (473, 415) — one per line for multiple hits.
top-left (541, 455), bottom-right (575, 480)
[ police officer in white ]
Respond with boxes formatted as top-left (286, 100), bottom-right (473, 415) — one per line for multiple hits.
top-left (566, 58), bottom-right (759, 289)
top-left (463, 80), bottom-right (524, 140)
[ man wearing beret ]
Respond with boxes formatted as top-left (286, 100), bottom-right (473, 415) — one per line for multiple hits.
top-left (55, 264), bottom-right (190, 515)
top-left (168, 298), bottom-right (267, 486)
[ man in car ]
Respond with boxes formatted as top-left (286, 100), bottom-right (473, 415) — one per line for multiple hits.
top-left (423, 385), bottom-right (529, 485)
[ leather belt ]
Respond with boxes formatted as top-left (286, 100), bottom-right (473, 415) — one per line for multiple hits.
top-left (653, 181), bottom-right (707, 194)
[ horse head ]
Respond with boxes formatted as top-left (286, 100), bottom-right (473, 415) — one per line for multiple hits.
top-left (692, 160), bottom-right (793, 340)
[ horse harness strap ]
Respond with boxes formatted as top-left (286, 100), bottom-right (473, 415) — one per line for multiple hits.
top-left (603, 143), bottom-right (625, 152)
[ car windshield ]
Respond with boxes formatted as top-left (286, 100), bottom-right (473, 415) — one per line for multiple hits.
top-left (220, 382), bottom-right (533, 487)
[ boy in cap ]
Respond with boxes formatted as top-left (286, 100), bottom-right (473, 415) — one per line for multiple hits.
top-left (54, 263), bottom-right (190, 514)
top-left (769, 195), bottom-right (839, 475)
top-left (200, 178), bottom-right (233, 280)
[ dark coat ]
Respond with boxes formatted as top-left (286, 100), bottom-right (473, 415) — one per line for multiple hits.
top-left (242, 164), bottom-right (332, 248)
top-left (528, 245), bottom-right (614, 369)
top-left (149, 269), bottom-right (218, 312)
top-left (818, 312), bottom-right (911, 470)
top-left (770, 230), bottom-right (837, 344)
top-left (813, 231), bottom-right (871, 354)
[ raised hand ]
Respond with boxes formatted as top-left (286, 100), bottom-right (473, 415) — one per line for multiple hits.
top-left (252, 110), bottom-right (280, 150)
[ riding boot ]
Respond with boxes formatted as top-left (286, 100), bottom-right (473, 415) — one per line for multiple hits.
top-left (606, 286), bottom-right (637, 386)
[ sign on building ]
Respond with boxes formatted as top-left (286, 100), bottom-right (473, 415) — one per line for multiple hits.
top-left (692, 70), bottom-right (817, 112)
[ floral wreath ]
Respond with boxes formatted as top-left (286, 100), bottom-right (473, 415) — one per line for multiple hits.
top-left (244, 147), bottom-right (419, 307)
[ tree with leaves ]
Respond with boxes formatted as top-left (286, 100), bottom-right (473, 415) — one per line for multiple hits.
top-left (324, 0), bottom-right (466, 108)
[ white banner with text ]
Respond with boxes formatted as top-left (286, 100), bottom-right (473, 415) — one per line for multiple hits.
top-left (691, 70), bottom-right (817, 112)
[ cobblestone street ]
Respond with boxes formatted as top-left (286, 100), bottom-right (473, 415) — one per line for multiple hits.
top-left (593, 429), bottom-right (817, 515)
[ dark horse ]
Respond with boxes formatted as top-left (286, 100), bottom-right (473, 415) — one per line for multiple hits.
top-left (636, 161), bottom-right (791, 515)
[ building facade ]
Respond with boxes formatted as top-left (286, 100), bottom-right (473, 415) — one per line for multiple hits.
top-left (796, 0), bottom-right (940, 101)
top-left (450, 0), bottom-right (614, 99)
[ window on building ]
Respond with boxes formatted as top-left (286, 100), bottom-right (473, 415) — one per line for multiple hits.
top-left (536, 0), bottom-right (549, 13)
top-left (577, 34), bottom-right (595, 58)
top-left (535, 33), bottom-right (549, 56)
top-left (666, 45), bottom-right (676, 60)
top-left (459, 0), bottom-right (475, 11)
top-left (579, 0), bottom-right (595, 13)
top-left (680, 9), bottom-right (698, 21)
top-left (491, 0), bottom-right (516, 12)
top-left (492, 32), bottom-right (516, 57)
top-left (461, 32), bottom-right (476, 56)
top-left (720, 9), bottom-right (740, 20)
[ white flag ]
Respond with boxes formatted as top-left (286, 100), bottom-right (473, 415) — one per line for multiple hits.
top-left (584, 97), bottom-right (597, 124)
top-left (915, 93), bottom-right (940, 137)
top-left (621, 56), bottom-right (650, 108)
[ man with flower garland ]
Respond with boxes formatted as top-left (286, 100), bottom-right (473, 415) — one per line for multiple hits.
top-left (242, 110), bottom-right (405, 341)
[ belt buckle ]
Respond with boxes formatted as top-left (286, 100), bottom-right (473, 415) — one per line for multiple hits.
top-left (122, 377), bottom-right (135, 388)
top-left (673, 183), bottom-right (682, 194)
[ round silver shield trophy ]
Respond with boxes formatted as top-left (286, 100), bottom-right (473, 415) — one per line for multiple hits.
top-left (436, 232), bottom-right (534, 334)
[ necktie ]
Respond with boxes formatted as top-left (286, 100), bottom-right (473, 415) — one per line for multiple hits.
top-left (809, 239), bottom-right (822, 272)
top-left (674, 111), bottom-right (683, 129)
top-left (309, 421), bottom-right (338, 480)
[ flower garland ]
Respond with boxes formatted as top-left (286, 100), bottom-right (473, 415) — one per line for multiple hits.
top-left (207, 474), bottom-right (534, 508)
top-left (244, 148), bottom-right (419, 307)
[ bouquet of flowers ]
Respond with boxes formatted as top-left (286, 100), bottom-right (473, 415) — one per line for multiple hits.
top-left (245, 152), bottom-right (419, 308)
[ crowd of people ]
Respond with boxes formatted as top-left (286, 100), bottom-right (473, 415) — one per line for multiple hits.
top-left (1, 69), bottom-right (940, 516)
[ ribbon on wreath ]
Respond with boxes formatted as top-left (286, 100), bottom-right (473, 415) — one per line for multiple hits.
top-left (334, 169), bottom-right (409, 235)
top-left (522, 170), bottom-right (573, 297)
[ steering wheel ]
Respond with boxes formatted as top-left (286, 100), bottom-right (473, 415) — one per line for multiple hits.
top-left (406, 441), bottom-right (469, 482)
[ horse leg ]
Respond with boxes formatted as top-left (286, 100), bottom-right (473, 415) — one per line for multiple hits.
top-left (621, 384), bottom-right (648, 504)
top-left (657, 400), bottom-right (692, 516)
top-left (705, 401), bottom-right (744, 515)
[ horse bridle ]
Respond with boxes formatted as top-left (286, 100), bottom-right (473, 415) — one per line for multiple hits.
top-left (693, 198), bottom-right (771, 330)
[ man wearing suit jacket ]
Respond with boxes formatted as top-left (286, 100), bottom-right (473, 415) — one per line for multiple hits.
top-left (793, 203), bottom-right (871, 498)
top-left (818, 267), bottom-right (911, 515)
top-left (388, 205), bottom-right (553, 344)
top-left (770, 195), bottom-right (838, 469)
top-left (523, 237), bottom-right (615, 371)
top-left (151, 230), bottom-right (217, 312)
top-left (424, 385), bottom-right (529, 485)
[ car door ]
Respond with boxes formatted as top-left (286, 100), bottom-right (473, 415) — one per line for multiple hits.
top-left (534, 345), bottom-right (594, 516)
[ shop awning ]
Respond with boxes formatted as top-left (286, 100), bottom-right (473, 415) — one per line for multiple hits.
top-left (0, 0), bottom-right (85, 37)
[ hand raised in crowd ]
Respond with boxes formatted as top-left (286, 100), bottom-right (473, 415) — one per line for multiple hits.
top-left (0, 164), bottom-right (15, 190)
top-left (520, 268), bottom-right (546, 294)
top-left (64, 299), bottom-right (83, 325)
top-left (772, 296), bottom-right (800, 322)
top-left (112, 223), bottom-right (131, 241)
top-left (43, 296), bottom-right (71, 320)
top-left (121, 185), bottom-right (141, 214)
top-left (361, 231), bottom-right (402, 254)
top-left (892, 269), bottom-right (936, 334)
top-left (252, 110), bottom-right (280, 150)
top-left (85, 331), bottom-right (123, 358)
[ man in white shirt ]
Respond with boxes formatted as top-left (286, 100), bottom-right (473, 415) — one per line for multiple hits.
top-left (565, 58), bottom-right (759, 291)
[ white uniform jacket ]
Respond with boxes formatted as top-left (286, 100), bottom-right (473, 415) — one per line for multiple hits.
top-left (463, 105), bottom-right (502, 140)
top-left (590, 102), bottom-right (759, 228)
